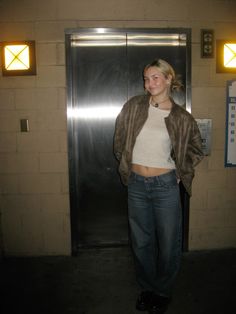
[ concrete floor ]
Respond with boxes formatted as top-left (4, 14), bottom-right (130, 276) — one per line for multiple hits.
top-left (0, 247), bottom-right (235, 314)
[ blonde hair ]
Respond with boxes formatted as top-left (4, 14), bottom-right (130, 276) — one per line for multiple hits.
top-left (143, 59), bottom-right (183, 92)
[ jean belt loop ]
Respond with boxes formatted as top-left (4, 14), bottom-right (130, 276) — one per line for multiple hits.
top-left (155, 174), bottom-right (159, 184)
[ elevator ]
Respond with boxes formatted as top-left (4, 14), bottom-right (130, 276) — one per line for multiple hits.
top-left (65, 28), bottom-right (191, 254)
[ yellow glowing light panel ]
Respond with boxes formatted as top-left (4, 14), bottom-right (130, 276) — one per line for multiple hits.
top-left (4, 44), bottom-right (30, 70)
top-left (224, 43), bottom-right (236, 68)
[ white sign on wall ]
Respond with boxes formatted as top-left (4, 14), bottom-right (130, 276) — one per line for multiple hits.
top-left (225, 79), bottom-right (236, 167)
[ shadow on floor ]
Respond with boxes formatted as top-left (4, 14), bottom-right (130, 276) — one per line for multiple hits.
top-left (0, 247), bottom-right (235, 314)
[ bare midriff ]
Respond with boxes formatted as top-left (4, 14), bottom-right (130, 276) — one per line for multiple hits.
top-left (131, 164), bottom-right (172, 177)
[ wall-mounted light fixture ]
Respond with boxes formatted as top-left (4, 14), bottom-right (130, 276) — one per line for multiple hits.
top-left (216, 40), bottom-right (236, 73)
top-left (1, 41), bottom-right (36, 76)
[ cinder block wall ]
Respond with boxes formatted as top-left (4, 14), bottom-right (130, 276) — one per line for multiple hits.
top-left (0, 0), bottom-right (235, 255)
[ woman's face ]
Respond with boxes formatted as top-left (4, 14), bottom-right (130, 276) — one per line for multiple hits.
top-left (143, 66), bottom-right (171, 97)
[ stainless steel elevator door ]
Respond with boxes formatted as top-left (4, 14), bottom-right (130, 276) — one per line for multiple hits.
top-left (66, 29), bottom-right (190, 251)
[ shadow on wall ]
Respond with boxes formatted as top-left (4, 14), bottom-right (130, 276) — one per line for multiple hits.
top-left (0, 212), bottom-right (3, 259)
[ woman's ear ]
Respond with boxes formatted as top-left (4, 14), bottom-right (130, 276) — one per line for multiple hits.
top-left (167, 74), bottom-right (172, 85)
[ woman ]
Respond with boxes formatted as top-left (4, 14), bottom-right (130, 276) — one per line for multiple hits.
top-left (114, 59), bottom-right (204, 314)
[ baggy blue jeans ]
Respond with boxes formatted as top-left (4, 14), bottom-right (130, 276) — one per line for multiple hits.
top-left (128, 170), bottom-right (182, 298)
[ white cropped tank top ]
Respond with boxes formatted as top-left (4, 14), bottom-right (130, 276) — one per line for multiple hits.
top-left (132, 104), bottom-right (176, 169)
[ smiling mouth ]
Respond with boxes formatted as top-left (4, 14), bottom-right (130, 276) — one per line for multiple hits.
top-left (149, 88), bottom-right (159, 93)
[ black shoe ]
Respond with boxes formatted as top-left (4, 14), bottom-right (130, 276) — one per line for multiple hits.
top-left (136, 290), bottom-right (153, 311)
top-left (148, 294), bottom-right (170, 314)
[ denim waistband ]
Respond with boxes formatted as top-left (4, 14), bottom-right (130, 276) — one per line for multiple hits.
top-left (130, 170), bottom-right (176, 182)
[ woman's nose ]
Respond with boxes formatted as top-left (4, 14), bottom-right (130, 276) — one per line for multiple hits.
top-left (149, 79), bottom-right (155, 87)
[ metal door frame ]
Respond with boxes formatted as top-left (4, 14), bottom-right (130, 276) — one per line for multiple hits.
top-left (65, 28), bottom-right (192, 255)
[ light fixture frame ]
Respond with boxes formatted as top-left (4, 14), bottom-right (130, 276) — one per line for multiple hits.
top-left (1, 40), bottom-right (36, 76)
top-left (216, 39), bottom-right (236, 73)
